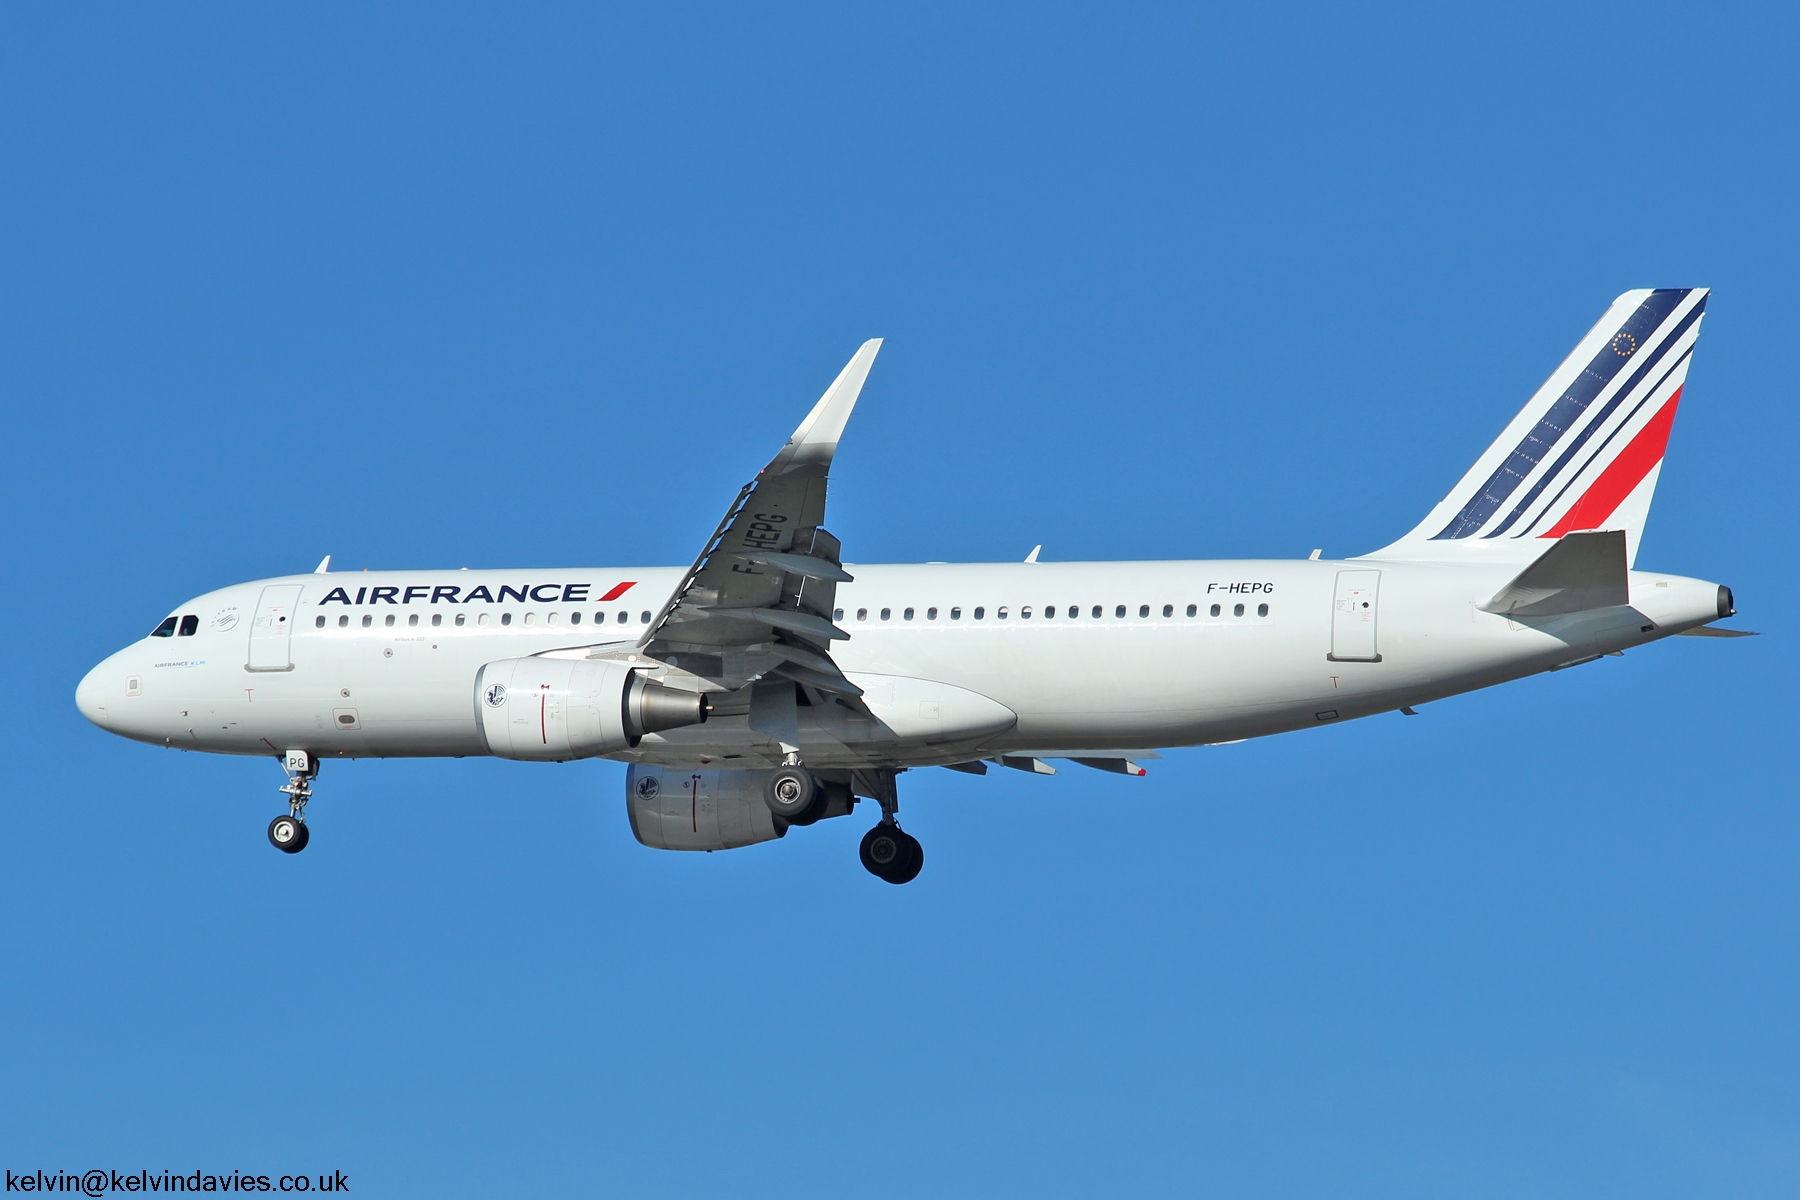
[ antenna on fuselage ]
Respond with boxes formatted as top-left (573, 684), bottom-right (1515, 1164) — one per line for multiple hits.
top-left (1024, 545), bottom-right (1042, 564)
top-left (314, 555), bottom-right (331, 574)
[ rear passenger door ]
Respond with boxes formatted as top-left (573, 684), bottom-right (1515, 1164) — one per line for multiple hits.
top-left (1328, 570), bottom-right (1382, 662)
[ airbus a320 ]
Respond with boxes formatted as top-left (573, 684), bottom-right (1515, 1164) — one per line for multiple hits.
top-left (77, 289), bottom-right (1747, 882)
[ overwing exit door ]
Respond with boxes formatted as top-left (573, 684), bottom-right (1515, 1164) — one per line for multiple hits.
top-left (247, 584), bottom-right (304, 672)
top-left (1328, 570), bottom-right (1382, 662)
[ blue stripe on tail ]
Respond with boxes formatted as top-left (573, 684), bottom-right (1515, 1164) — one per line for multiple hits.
top-left (1484, 295), bottom-right (1705, 538)
top-left (1431, 288), bottom-right (1692, 540)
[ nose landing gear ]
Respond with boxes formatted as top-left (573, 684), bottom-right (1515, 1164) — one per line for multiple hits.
top-left (268, 812), bottom-right (309, 853)
top-left (270, 750), bottom-right (316, 854)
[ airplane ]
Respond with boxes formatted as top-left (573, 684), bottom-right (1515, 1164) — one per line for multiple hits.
top-left (76, 288), bottom-right (1749, 883)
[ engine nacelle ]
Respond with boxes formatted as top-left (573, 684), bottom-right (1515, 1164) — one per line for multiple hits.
top-left (626, 765), bottom-right (855, 851)
top-left (474, 658), bottom-right (708, 761)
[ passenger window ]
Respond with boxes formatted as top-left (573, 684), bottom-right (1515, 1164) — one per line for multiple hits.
top-left (433, 613), bottom-right (443, 627)
top-left (456, 614), bottom-right (466, 627)
top-left (1210, 604), bottom-right (1221, 617)
top-left (950, 607), bottom-right (962, 620)
top-left (1044, 606), bottom-right (1055, 618)
top-left (502, 613), bottom-right (513, 626)
top-left (524, 613), bottom-right (536, 626)
top-left (1092, 605), bottom-right (1102, 619)
top-left (315, 616), bottom-right (326, 629)
top-left (881, 608), bottom-right (891, 621)
top-left (904, 607), bottom-right (914, 620)
top-left (338, 616), bottom-right (349, 628)
top-left (1139, 605), bottom-right (1150, 618)
top-left (1233, 603), bottom-right (1245, 617)
top-left (594, 612), bottom-right (604, 623)
top-left (927, 607), bottom-right (938, 620)
top-left (409, 613), bottom-right (420, 627)
top-left (998, 607), bottom-right (1009, 620)
top-left (1020, 606), bottom-right (1031, 619)
top-left (547, 612), bottom-right (559, 625)
top-left (1187, 604), bottom-right (1197, 617)
top-left (1162, 604), bottom-right (1173, 618)
top-left (478, 613), bottom-right (490, 627)
top-left (616, 611), bottom-right (628, 624)
top-left (1258, 603), bottom-right (1269, 617)
top-left (1115, 605), bottom-right (1125, 619)
top-left (385, 614), bottom-right (396, 627)
top-left (178, 614), bottom-right (199, 636)
top-left (151, 616), bottom-right (179, 638)
top-left (640, 611), bottom-right (650, 624)
top-left (362, 615), bottom-right (373, 628)
top-left (974, 607), bottom-right (985, 620)
top-left (834, 608), bottom-right (844, 621)
top-left (857, 608), bottom-right (868, 621)
top-left (569, 612), bottom-right (580, 625)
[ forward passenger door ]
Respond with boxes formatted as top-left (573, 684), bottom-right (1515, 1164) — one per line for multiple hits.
top-left (247, 584), bottom-right (304, 672)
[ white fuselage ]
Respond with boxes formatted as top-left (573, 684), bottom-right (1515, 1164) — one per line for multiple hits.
top-left (77, 557), bottom-right (1724, 768)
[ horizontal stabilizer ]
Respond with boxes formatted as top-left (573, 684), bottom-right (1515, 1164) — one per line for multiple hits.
top-left (1675, 626), bottom-right (1758, 638)
top-left (1479, 530), bottom-right (1628, 617)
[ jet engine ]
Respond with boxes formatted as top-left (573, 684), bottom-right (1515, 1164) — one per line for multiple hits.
top-left (474, 658), bottom-right (709, 761)
top-left (626, 764), bottom-right (856, 851)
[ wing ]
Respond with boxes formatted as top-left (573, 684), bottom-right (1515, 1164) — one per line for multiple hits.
top-left (637, 339), bottom-right (882, 698)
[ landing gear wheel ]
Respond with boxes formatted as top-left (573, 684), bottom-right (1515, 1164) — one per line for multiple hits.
top-left (890, 831), bottom-right (923, 884)
top-left (860, 824), bottom-right (922, 884)
top-left (763, 766), bottom-right (816, 818)
top-left (268, 814), bottom-right (309, 854)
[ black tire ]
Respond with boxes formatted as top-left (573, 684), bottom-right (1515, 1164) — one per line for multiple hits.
top-left (783, 782), bottom-right (834, 827)
top-left (268, 814), bottom-right (309, 854)
top-left (890, 831), bottom-right (923, 884)
top-left (763, 766), bottom-right (816, 818)
top-left (860, 824), bottom-right (916, 882)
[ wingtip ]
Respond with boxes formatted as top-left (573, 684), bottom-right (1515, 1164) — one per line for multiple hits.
top-left (781, 339), bottom-right (884, 462)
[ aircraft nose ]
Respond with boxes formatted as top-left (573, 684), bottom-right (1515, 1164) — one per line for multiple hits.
top-left (75, 661), bottom-right (114, 730)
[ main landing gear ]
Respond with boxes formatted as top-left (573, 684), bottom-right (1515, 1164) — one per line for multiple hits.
top-left (855, 767), bottom-right (921, 885)
top-left (270, 750), bottom-right (316, 854)
top-left (859, 824), bottom-right (922, 885)
top-left (760, 762), bottom-right (924, 884)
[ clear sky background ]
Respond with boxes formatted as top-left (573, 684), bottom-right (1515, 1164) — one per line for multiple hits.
top-left (2, 4), bottom-right (1796, 1196)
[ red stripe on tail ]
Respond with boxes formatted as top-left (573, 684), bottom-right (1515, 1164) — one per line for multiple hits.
top-left (1541, 387), bottom-right (1683, 538)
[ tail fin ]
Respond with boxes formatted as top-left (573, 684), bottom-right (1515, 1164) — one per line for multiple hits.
top-left (1365, 288), bottom-right (1708, 567)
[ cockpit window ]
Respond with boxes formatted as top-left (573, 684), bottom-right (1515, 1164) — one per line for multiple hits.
top-left (150, 616), bottom-right (178, 638)
top-left (178, 615), bottom-right (199, 637)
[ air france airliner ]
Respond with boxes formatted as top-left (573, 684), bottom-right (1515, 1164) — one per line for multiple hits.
top-left (76, 289), bottom-right (1747, 882)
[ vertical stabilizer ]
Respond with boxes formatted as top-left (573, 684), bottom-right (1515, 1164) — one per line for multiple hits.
top-left (1364, 288), bottom-right (1707, 567)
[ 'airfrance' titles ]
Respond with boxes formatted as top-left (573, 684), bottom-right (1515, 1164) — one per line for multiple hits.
top-left (317, 581), bottom-right (636, 606)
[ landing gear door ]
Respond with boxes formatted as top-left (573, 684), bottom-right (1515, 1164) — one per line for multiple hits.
top-left (247, 584), bottom-right (304, 672)
top-left (1328, 570), bottom-right (1382, 663)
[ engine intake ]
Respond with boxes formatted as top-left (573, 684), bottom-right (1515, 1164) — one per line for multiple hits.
top-left (474, 658), bottom-right (709, 761)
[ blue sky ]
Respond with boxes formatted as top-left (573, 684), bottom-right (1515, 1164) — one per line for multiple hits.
top-left (3, 3), bottom-right (1797, 1196)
